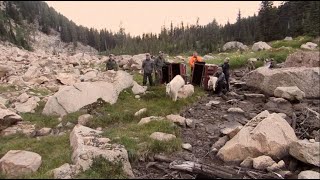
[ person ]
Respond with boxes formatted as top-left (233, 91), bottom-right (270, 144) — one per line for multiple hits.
top-left (189, 52), bottom-right (203, 73)
top-left (106, 54), bottom-right (118, 71)
top-left (220, 57), bottom-right (230, 91)
top-left (142, 53), bottom-right (154, 86)
top-left (214, 67), bottom-right (227, 96)
top-left (154, 51), bottom-right (166, 85)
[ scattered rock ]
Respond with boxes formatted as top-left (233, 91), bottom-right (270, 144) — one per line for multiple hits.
top-left (253, 155), bottom-right (276, 170)
top-left (138, 116), bottom-right (164, 125)
top-left (240, 157), bottom-right (253, 168)
top-left (185, 119), bottom-right (195, 129)
top-left (0, 150), bottom-right (42, 177)
top-left (135, 95), bottom-right (140, 99)
top-left (132, 81), bottom-right (147, 95)
top-left (267, 160), bottom-right (285, 172)
top-left (205, 100), bottom-right (220, 107)
top-left (289, 139), bottom-right (320, 167)
top-left (222, 41), bottom-right (248, 51)
top-left (52, 163), bottom-right (78, 179)
top-left (0, 108), bottom-right (22, 130)
top-left (150, 132), bottom-right (176, 141)
top-left (182, 143), bottom-right (192, 151)
top-left (134, 108), bottom-right (147, 117)
top-left (244, 93), bottom-right (266, 103)
top-left (166, 114), bottom-right (186, 127)
top-left (284, 51), bottom-right (320, 68)
top-left (274, 86), bottom-right (305, 101)
top-left (2, 121), bottom-right (36, 137)
top-left (300, 42), bottom-right (318, 50)
top-left (14, 96), bottom-right (40, 113)
top-left (77, 114), bottom-right (93, 126)
top-left (265, 97), bottom-right (293, 116)
top-left (17, 93), bottom-right (30, 103)
top-left (298, 170), bottom-right (320, 179)
top-left (220, 121), bottom-right (243, 138)
top-left (227, 108), bottom-right (244, 114)
top-left (36, 127), bottom-right (52, 136)
top-left (252, 41), bottom-right (272, 51)
top-left (284, 37), bottom-right (293, 41)
top-left (211, 136), bottom-right (229, 152)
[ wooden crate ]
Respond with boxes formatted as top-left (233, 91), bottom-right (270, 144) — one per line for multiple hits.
top-left (191, 62), bottom-right (206, 86)
top-left (202, 64), bottom-right (218, 90)
top-left (162, 63), bottom-right (187, 83)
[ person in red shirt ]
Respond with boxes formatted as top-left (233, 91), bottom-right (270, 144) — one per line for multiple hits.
top-left (189, 52), bottom-right (203, 72)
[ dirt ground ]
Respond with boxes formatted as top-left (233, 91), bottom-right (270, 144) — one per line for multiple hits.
top-left (131, 72), bottom-right (320, 179)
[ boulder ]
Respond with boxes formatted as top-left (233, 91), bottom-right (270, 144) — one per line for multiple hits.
top-left (134, 108), bottom-right (147, 117)
top-left (265, 97), bottom-right (293, 116)
top-left (177, 84), bottom-right (194, 99)
top-left (52, 163), bottom-right (78, 179)
top-left (0, 150), bottom-right (42, 177)
top-left (301, 42), bottom-right (318, 50)
top-left (217, 111), bottom-right (298, 163)
top-left (222, 41), bottom-right (248, 51)
top-left (70, 125), bottom-right (134, 177)
top-left (244, 93), bottom-right (266, 103)
top-left (150, 132), bottom-right (176, 141)
top-left (224, 108), bottom-right (247, 125)
top-left (252, 41), bottom-right (272, 51)
top-left (220, 121), bottom-right (243, 138)
top-left (23, 66), bottom-right (41, 81)
top-left (284, 51), bottom-right (320, 68)
top-left (166, 114), bottom-right (186, 127)
top-left (0, 108), bottom-right (22, 130)
top-left (253, 155), bottom-right (276, 170)
top-left (43, 71), bottom-right (133, 117)
top-left (132, 81), bottom-right (147, 95)
top-left (182, 143), bottom-right (192, 151)
top-left (298, 170), bottom-right (320, 179)
top-left (240, 157), bottom-right (253, 168)
top-left (274, 86), bottom-right (306, 101)
top-left (267, 160), bottom-right (285, 172)
top-left (185, 119), bottom-right (195, 128)
top-left (36, 127), bottom-right (52, 136)
top-left (243, 67), bottom-right (320, 98)
top-left (284, 37), bottom-right (293, 41)
top-left (56, 73), bottom-right (78, 85)
top-left (77, 114), bottom-right (93, 126)
top-left (289, 139), bottom-right (320, 167)
top-left (138, 116), bottom-right (164, 125)
top-left (14, 96), bottom-right (40, 113)
top-left (1, 121), bottom-right (36, 137)
top-left (206, 100), bottom-right (220, 107)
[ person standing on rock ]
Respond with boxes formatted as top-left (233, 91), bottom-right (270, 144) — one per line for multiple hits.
top-left (106, 54), bottom-right (118, 71)
top-left (189, 52), bottom-right (203, 73)
top-left (142, 53), bottom-right (154, 86)
top-left (154, 51), bottom-right (166, 85)
top-left (220, 57), bottom-right (230, 92)
top-left (215, 67), bottom-right (227, 97)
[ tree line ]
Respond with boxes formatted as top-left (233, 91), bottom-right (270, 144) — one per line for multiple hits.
top-left (0, 1), bottom-right (319, 54)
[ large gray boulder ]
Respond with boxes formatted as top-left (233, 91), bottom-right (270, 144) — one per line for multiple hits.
top-left (301, 42), bottom-right (318, 50)
top-left (217, 111), bottom-right (297, 163)
top-left (43, 71), bottom-right (133, 117)
top-left (252, 41), bottom-right (272, 51)
top-left (289, 139), bottom-right (320, 167)
top-left (222, 41), bottom-right (248, 51)
top-left (0, 150), bottom-right (42, 177)
top-left (284, 51), bottom-right (320, 68)
top-left (298, 171), bottom-right (320, 179)
top-left (14, 96), bottom-right (40, 113)
top-left (274, 86), bottom-right (306, 101)
top-left (243, 67), bottom-right (320, 98)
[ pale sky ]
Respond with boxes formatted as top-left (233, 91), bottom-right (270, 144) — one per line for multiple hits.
top-left (46, 1), bottom-right (282, 37)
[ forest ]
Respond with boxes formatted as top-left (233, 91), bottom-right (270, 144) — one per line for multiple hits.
top-left (0, 1), bottom-right (319, 54)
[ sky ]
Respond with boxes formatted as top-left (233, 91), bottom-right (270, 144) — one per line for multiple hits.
top-left (46, 1), bottom-right (282, 37)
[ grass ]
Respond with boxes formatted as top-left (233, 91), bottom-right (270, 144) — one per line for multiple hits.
top-left (270, 36), bottom-right (313, 49)
top-left (29, 88), bottom-right (51, 96)
top-left (0, 134), bottom-right (71, 179)
top-left (0, 85), bottom-right (20, 93)
top-left (75, 156), bottom-right (127, 179)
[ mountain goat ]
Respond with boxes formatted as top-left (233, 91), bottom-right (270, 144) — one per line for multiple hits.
top-left (166, 75), bottom-right (185, 101)
top-left (208, 76), bottom-right (218, 91)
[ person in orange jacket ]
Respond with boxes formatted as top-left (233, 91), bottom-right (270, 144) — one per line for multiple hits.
top-left (189, 52), bottom-right (203, 72)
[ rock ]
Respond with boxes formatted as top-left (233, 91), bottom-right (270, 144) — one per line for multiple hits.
top-left (150, 132), bottom-right (176, 141)
top-left (14, 96), bottom-right (40, 113)
top-left (182, 143), bottom-right (192, 151)
top-left (301, 42), bottom-right (318, 50)
top-left (33, 76), bottom-right (49, 84)
top-left (244, 93), bottom-right (266, 103)
top-left (267, 160), bottom-right (285, 172)
top-left (52, 163), bottom-right (78, 179)
top-left (298, 170), bottom-right (320, 179)
top-left (0, 96), bottom-right (8, 106)
top-left (217, 111), bottom-right (297, 163)
top-left (284, 37), bottom-right (293, 41)
top-left (138, 116), bottom-right (164, 125)
top-left (36, 127), bottom-right (52, 136)
top-left (0, 108), bottom-right (22, 130)
top-left (70, 125), bottom-right (134, 177)
top-left (289, 139), bottom-right (320, 167)
top-left (225, 108), bottom-right (247, 125)
top-left (66, 122), bottom-right (75, 128)
top-left (131, 81), bottom-right (147, 95)
top-left (222, 41), bottom-right (248, 51)
top-left (253, 155), bottom-right (276, 170)
top-left (80, 70), bottom-right (97, 82)
top-left (240, 157), bottom-right (253, 168)
top-left (56, 73), bottom-right (78, 85)
top-left (211, 136), bottom-right (230, 152)
top-left (284, 51), bottom-right (320, 68)
top-left (0, 65), bottom-right (11, 78)
top-left (205, 100), bottom-right (220, 107)
top-left (135, 95), bottom-right (140, 99)
top-left (203, 55), bottom-right (215, 61)
top-left (309, 139), bottom-right (316, 143)
top-left (243, 67), bottom-right (319, 98)
top-left (17, 93), bottom-right (30, 103)
top-left (43, 71), bottom-right (133, 117)
top-left (2, 121), bottom-right (36, 137)
top-left (185, 119), bottom-right (195, 128)
top-left (134, 108), bottom-right (147, 117)
top-left (252, 41), bottom-right (272, 51)
top-left (177, 84), bottom-right (194, 99)
top-left (220, 121), bottom-right (243, 138)
top-left (265, 97), bottom-right (293, 116)
top-left (274, 86), bottom-right (306, 101)
top-left (23, 66), bottom-right (41, 82)
top-left (0, 150), bottom-right (42, 177)
top-left (227, 108), bottom-right (245, 114)
top-left (166, 114), bottom-right (186, 127)
top-left (77, 114), bottom-right (93, 126)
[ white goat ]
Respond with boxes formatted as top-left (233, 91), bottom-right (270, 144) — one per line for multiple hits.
top-left (208, 76), bottom-right (218, 91)
top-left (166, 75), bottom-right (185, 101)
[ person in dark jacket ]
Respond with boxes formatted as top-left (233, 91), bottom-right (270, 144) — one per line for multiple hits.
top-left (215, 67), bottom-right (227, 96)
top-left (220, 57), bottom-right (230, 91)
top-left (154, 51), bottom-right (166, 85)
top-left (106, 54), bottom-right (118, 71)
top-left (142, 53), bottom-right (154, 86)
